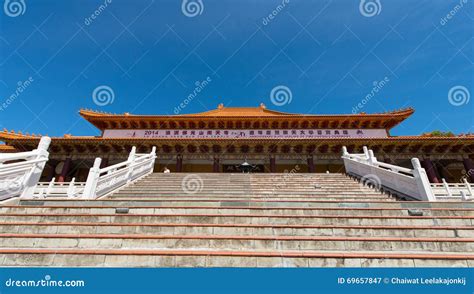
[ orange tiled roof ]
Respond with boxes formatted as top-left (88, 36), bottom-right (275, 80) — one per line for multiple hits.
top-left (79, 104), bottom-right (414, 118)
top-left (78, 104), bottom-right (415, 131)
top-left (0, 144), bottom-right (17, 153)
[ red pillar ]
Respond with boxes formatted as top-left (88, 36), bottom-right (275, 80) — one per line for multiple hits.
top-left (57, 158), bottom-right (72, 183)
top-left (213, 157), bottom-right (220, 173)
top-left (422, 158), bottom-right (440, 183)
top-left (176, 155), bottom-right (183, 172)
top-left (307, 156), bottom-right (315, 173)
top-left (46, 162), bottom-right (55, 181)
top-left (270, 156), bottom-right (276, 173)
top-left (463, 158), bottom-right (474, 182)
top-left (437, 163), bottom-right (448, 181)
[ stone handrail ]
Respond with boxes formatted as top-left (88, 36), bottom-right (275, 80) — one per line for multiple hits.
top-left (24, 145), bottom-right (157, 200)
top-left (33, 177), bottom-right (86, 199)
top-left (341, 146), bottom-right (435, 201)
top-left (82, 146), bottom-right (157, 199)
top-left (431, 179), bottom-right (473, 201)
top-left (0, 137), bottom-right (51, 201)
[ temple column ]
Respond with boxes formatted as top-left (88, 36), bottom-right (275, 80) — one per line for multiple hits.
top-left (436, 162), bottom-right (448, 181)
top-left (463, 158), bottom-right (474, 182)
top-left (270, 156), bottom-right (276, 173)
top-left (307, 155), bottom-right (315, 173)
top-left (46, 161), bottom-right (56, 181)
top-left (176, 155), bottom-right (183, 172)
top-left (57, 157), bottom-right (72, 183)
top-left (213, 157), bottom-right (220, 173)
top-left (421, 158), bottom-right (440, 183)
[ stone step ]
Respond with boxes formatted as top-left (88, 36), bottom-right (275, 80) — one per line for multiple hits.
top-left (1, 222), bottom-right (472, 238)
top-left (109, 194), bottom-right (391, 199)
top-left (116, 185), bottom-right (372, 194)
top-left (135, 180), bottom-right (365, 184)
top-left (131, 178), bottom-right (370, 187)
top-left (2, 248), bottom-right (472, 267)
top-left (1, 234), bottom-right (472, 252)
top-left (113, 192), bottom-right (385, 197)
top-left (107, 194), bottom-right (395, 202)
top-left (1, 213), bottom-right (472, 226)
top-left (18, 199), bottom-right (474, 209)
top-left (4, 172), bottom-right (470, 268)
top-left (116, 189), bottom-right (381, 194)
top-left (3, 206), bottom-right (473, 217)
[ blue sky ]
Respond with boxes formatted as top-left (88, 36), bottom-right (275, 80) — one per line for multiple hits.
top-left (0, 0), bottom-right (473, 137)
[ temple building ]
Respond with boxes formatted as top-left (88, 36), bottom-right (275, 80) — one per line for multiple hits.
top-left (1, 103), bottom-right (473, 183)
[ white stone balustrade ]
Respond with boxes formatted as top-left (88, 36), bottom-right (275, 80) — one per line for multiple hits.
top-left (34, 177), bottom-right (85, 199)
top-left (341, 146), bottom-right (436, 201)
top-left (25, 145), bottom-right (156, 200)
top-left (82, 146), bottom-right (157, 199)
top-left (431, 178), bottom-right (474, 201)
top-left (342, 146), bottom-right (473, 201)
top-left (0, 137), bottom-right (51, 201)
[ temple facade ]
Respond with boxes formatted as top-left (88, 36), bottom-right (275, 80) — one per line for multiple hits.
top-left (1, 103), bottom-right (473, 183)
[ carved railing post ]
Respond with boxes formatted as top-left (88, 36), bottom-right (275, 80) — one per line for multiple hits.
top-left (67, 177), bottom-right (76, 198)
top-left (441, 178), bottom-right (452, 197)
top-left (342, 146), bottom-right (348, 157)
top-left (126, 147), bottom-right (136, 183)
top-left (368, 149), bottom-right (377, 165)
top-left (362, 146), bottom-right (369, 162)
top-left (149, 146), bottom-right (157, 173)
top-left (463, 178), bottom-right (473, 197)
top-left (411, 158), bottom-right (436, 201)
top-left (82, 158), bottom-right (102, 199)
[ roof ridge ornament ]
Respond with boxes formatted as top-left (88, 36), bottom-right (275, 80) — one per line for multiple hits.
top-left (217, 103), bottom-right (224, 110)
top-left (259, 103), bottom-right (266, 109)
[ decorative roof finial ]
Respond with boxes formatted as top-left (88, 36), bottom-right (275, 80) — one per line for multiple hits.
top-left (259, 103), bottom-right (266, 109)
top-left (217, 103), bottom-right (224, 110)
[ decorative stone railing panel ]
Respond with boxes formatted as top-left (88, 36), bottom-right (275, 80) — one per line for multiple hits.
top-left (33, 178), bottom-right (85, 199)
top-left (25, 145), bottom-right (156, 200)
top-left (342, 146), bottom-right (435, 201)
top-left (0, 137), bottom-right (50, 201)
top-left (82, 146), bottom-right (157, 199)
top-left (431, 179), bottom-right (473, 201)
top-left (342, 146), bottom-right (473, 202)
